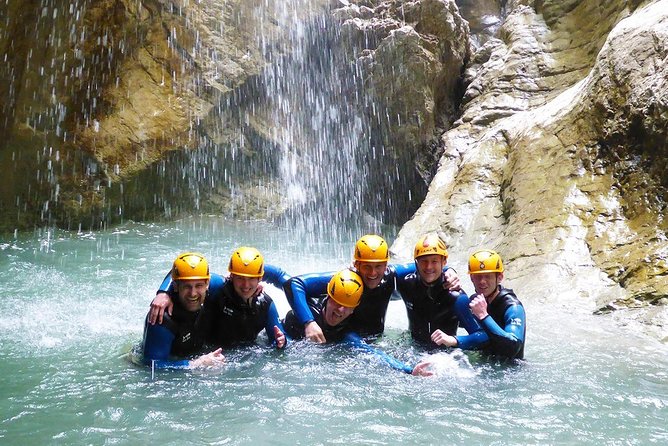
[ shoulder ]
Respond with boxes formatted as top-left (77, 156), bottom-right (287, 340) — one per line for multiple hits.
top-left (499, 287), bottom-right (522, 305)
top-left (208, 273), bottom-right (226, 290)
top-left (287, 271), bottom-right (335, 289)
top-left (258, 292), bottom-right (274, 305)
top-left (145, 314), bottom-right (177, 337)
top-left (388, 262), bottom-right (416, 277)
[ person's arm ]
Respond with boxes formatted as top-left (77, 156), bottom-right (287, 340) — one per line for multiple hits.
top-left (264, 301), bottom-right (289, 349)
top-left (478, 304), bottom-right (525, 358)
top-left (262, 264), bottom-right (292, 289)
top-left (391, 262), bottom-right (416, 282)
top-left (157, 271), bottom-right (173, 293)
top-left (143, 322), bottom-right (225, 369)
top-left (149, 271), bottom-right (175, 325)
top-left (283, 273), bottom-right (332, 323)
top-left (342, 332), bottom-right (432, 376)
top-left (142, 322), bottom-right (191, 369)
top-left (431, 292), bottom-right (488, 348)
top-left (453, 292), bottom-right (489, 349)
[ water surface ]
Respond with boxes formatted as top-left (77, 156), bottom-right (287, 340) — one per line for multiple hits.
top-left (1, 218), bottom-right (666, 444)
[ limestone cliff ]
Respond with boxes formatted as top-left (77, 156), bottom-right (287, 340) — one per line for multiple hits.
top-left (392, 0), bottom-right (667, 337)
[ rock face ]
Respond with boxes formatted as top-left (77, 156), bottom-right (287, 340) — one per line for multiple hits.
top-left (393, 0), bottom-right (668, 337)
top-left (0, 0), bottom-right (469, 230)
top-left (333, 0), bottom-right (471, 221)
top-left (0, 0), bottom-right (334, 230)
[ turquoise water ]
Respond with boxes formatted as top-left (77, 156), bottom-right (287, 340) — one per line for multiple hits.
top-left (1, 218), bottom-right (667, 444)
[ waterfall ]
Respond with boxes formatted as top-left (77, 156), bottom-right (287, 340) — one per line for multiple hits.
top-left (0, 0), bottom-right (429, 236)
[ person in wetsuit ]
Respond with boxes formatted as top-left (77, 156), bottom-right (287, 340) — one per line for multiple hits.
top-left (149, 247), bottom-right (291, 350)
top-left (398, 234), bottom-right (483, 348)
top-left (142, 252), bottom-right (225, 369)
top-left (282, 269), bottom-right (433, 376)
top-left (431, 249), bottom-right (526, 359)
top-left (200, 246), bottom-right (288, 349)
top-left (283, 234), bottom-right (461, 342)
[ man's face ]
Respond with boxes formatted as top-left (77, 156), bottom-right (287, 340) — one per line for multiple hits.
top-left (176, 279), bottom-right (209, 311)
top-left (470, 272), bottom-right (502, 298)
top-left (231, 274), bottom-right (260, 300)
top-left (323, 299), bottom-right (355, 326)
top-left (354, 261), bottom-right (387, 290)
top-left (416, 254), bottom-right (446, 284)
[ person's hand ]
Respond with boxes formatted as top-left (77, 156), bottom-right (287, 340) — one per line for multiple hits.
top-left (190, 348), bottom-right (225, 368)
top-left (149, 292), bottom-right (173, 325)
top-left (253, 282), bottom-right (265, 298)
top-left (274, 325), bottom-right (286, 349)
top-left (443, 268), bottom-right (461, 291)
top-left (411, 360), bottom-right (435, 377)
top-left (304, 321), bottom-right (326, 344)
top-left (431, 329), bottom-right (458, 347)
top-left (470, 294), bottom-right (489, 320)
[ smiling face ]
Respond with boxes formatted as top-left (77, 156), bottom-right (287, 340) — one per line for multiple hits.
top-left (470, 272), bottom-right (503, 298)
top-left (176, 279), bottom-right (209, 312)
top-left (323, 298), bottom-right (355, 326)
top-left (353, 261), bottom-right (387, 290)
top-left (416, 254), bottom-right (446, 284)
top-left (231, 274), bottom-right (260, 301)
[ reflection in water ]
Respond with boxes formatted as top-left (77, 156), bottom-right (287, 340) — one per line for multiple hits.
top-left (1, 218), bottom-right (667, 443)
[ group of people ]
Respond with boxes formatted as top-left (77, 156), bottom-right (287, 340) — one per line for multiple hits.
top-left (141, 234), bottom-right (526, 375)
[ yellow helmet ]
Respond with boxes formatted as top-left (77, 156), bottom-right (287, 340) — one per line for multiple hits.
top-left (468, 249), bottom-right (504, 274)
top-left (353, 234), bottom-right (390, 263)
top-left (171, 252), bottom-right (210, 280)
top-left (327, 270), bottom-right (364, 308)
top-left (228, 246), bottom-right (265, 278)
top-left (414, 234), bottom-right (448, 259)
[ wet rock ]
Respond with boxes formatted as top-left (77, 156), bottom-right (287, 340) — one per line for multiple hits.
top-left (337, 0), bottom-right (470, 183)
top-left (394, 0), bottom-right (668, 337)
top-left (0, 0), bottom-right (331, 230)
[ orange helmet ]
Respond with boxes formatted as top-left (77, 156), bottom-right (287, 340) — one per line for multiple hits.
top-left (353, 234), bottom-right (390, 263)
top-left (228, 247), bottom-right (264, 278)
top-left (171, 252), bottom-right (210, 280)
top-left (468, 249), bottom-right (504, 274)
top-left (413, 234), bottom-right (448, 259)
top-left (327, 270), bottom-right (364, 308)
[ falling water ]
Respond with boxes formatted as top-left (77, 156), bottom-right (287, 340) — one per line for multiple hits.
top-left (165, 0), bottom-right (425, 242)
top-left (255, 2), bottom-right (371, 239)
top-left (1, 0), bottom-right (427, 238)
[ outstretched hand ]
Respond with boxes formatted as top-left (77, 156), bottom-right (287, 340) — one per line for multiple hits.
top-left (253, 282), bottom-right (265, 298)
top-left (190, 348), bottom-right (226, 368)
top-left (149, 292), bottom-right (173, 325)
top-left (411, 360), bottom-right (435, 377)
top-left (274, 325), bottom-right (286, 349)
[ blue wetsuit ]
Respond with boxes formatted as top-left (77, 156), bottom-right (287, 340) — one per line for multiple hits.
top-left (456, 286), bottom-right (526, 359)
top-left (144, 265), bottom-right (290, 367)
top-left (283, 263), bottom-right (419, 338)
top-left (282, 294), bottom-right (417, 374)
top-left (396, 272), bottom-right (483, 348)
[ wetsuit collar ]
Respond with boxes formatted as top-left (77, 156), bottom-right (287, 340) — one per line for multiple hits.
top-left (485, 285), bottom-right (502, 303)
